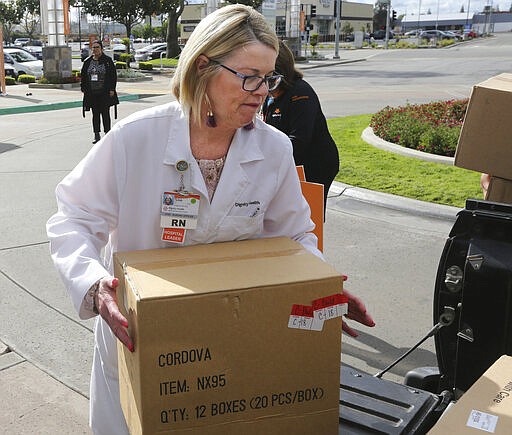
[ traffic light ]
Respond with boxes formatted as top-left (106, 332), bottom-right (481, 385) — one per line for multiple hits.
top-left (392, 10), bottom-right (397, 23)
top-left (311, 5), bottom-right (316, 17)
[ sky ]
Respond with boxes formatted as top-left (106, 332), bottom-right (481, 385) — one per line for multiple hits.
top-left (357, 0), bottom-right (505, 17)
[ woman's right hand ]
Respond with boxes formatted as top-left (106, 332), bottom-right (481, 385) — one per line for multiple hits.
top-left (95, 276), bottom-right (134, 352)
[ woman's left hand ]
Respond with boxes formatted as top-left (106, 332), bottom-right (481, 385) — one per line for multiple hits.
top-left (342, 289), bottom-right (375, 338)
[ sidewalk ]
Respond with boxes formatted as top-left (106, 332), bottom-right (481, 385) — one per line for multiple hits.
top-left (0, 341), bottom-right (90, 434)
top-left (0, 70), bottom-right (175, 115)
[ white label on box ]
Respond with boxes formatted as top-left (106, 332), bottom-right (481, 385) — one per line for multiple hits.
top-left (312, 293), bottom-right (348, 321)
top-left (466, 410), bottom-right (498, 433)
top-left (288, 304), bottom-right (324, 331)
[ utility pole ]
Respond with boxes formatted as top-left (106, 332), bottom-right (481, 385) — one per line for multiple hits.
top-left (0, 24), bottom-right (6, 96)
top-left (385, 1), bottom-right (390, 48)
top-left (334, 0), bottom-right (341, 59)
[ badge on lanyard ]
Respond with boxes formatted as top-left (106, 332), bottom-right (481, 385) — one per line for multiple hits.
top-left (161, 160), bottom-right (200, 244)
top-left (91, 74), bottom-right (98, 81)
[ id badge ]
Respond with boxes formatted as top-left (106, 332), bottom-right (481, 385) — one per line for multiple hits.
top-left (160, 191), bottom-right (200, 230)
top-left (91, 74), bottom-right (98, 81)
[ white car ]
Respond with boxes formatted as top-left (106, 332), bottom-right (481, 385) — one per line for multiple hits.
top-left (14, 37), bottom-right (30, 47)
top-left (134, 43), bottom-right (167, 62)
top-left (4, 48), bottom-right (43, 79)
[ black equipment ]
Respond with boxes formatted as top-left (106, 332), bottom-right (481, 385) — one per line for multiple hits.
top-left (338, 199), bottom-right (512, 433)
top-left (434, 199), bottom-right (512, 396)
top-left (339, 366), bottom-right (450, 434)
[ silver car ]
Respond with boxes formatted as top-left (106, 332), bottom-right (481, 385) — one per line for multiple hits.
top-left (4, 48), bottom-right (43, 78)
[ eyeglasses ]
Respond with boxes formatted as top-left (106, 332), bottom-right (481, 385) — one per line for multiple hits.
top-left (92, 46), bottom-right (101, 49)
top-left (217, 63), bottom-right (283, 92)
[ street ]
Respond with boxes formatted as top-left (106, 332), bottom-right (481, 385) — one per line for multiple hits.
top-left (1, 33), bottom-right (510, 426)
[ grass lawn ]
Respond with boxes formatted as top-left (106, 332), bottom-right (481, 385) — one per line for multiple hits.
top-left (328, 114), bottom-right (483, 208)
top-left (146, 58), bottom-right (179, 68)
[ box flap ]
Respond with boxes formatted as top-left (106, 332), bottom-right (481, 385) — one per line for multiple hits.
top-left (477, 73), bottom-right (512, 93)
top-left (115, 237), bottom-right (302, 270)
top-left (115, 238), bottom-right (341, 300)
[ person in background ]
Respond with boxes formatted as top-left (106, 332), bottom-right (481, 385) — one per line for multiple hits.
top-left (262, 40), bottom-right (340, 212)
top-left (81, 40), bottom-right (118, 144)
top-left (47, 6), bottom-right (374, 434)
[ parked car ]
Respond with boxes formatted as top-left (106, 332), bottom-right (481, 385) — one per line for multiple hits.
top-left (112, 42), bottom-right (135, 60)
top-left (25, 44), bottom-right (43, 60)
top-left (419, 30), bottom-right (452, 41)
top-left (3, 48), bottom-right (43, 78)
top-left (443, 30), bottom-right (462, 41)
top-left (370, 29), bottom-right (395, 40)
top-left (4, 64), bottom-right (17, 79)
top-left (404, 29), bottom-right (423, 37)
top-left (80, 43), bottom-right (90, 61)
top-left (134, 42), bottom-right (167, 62)
top-left (14, 37), bottom-right (30, 47)
top-left (464, 29), bottom-right (479, 38)
top-left (113, 43), bottom-right (129, 60)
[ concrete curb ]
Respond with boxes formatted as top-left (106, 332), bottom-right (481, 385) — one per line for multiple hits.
top-left (361, 127), bottom-right (454, 165)
top-left (0, 93), bottom-right (141, 116)
top-left (299, 58), bottom-right (367, 70)
top-left (330, 181), bottom-right (460, 221)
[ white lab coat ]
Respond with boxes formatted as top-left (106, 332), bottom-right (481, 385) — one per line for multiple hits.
top-left (47, 101), bottom-right (321, 434)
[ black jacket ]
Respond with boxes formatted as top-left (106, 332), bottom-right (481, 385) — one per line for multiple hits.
top-left (81, 53), bottom-right (119, 117)
top-left (263, 78), bottom-right (339, 194)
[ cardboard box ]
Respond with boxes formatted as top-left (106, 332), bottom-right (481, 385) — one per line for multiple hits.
top-left (485, 176), bottom-right (512, 203)
top-left (429, 355), bottom-right (512, 434)
top-left (455, 73), bottom-right (512, 180)
top-left (114, 237), bottom-right (344, 434)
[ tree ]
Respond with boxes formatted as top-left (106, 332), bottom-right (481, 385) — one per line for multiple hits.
top-left (373, 0), bottom-right (388, 32)
top-left (17, 0), bottom-right (41, 39)
top-left (0, 1), bottom-right (22, 44)
top-left (341, 22), bottom-right (353, 37)
top-left (225, 0), bottom-right (264, 9)
top-left (309, 33), bottom-right (318, 55)
top-left (152, 0), bottom-right (185, 58)
top-left (80, 0), bottom-right (157, 51)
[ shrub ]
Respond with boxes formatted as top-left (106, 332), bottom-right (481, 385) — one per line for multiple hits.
top-left (116, 61), bottom-right (128, 69)
top-left (17, 74), bottom-right (36, 84)
top-left (138, 61), bottom-right (153, 71)
top-left (119, 53), bottom-right (133, 64)
top-left (5, 76), bottom-right (16, 85)
top-left (370, 99), bottom-right (469, 157)
top-left (117, 68), bottom-right (146, 79)
top-left (418, 124), bottom-right (461, 156)
top-left (37, 75), bottom-right (80, 84)
top-left (438, 39), bottom-right (455, 48)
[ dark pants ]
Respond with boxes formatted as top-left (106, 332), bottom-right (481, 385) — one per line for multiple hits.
top-left (90, 93), bottom-right (111, 134)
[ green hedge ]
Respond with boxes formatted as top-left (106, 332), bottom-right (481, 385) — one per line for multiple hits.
top-left (119, 53), bottom-right (134, 64)
top-left (115, 61), bottom-right (128, 69)
top-left (5, 76), bottom-right (16, 85)
top-left (17, 74), bottom-right (36, 84)
top-left (138, 62), bottom-right (153, 71)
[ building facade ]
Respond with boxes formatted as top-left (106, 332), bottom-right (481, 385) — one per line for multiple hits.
top-left (180, 1), bottom-right (373, 42)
